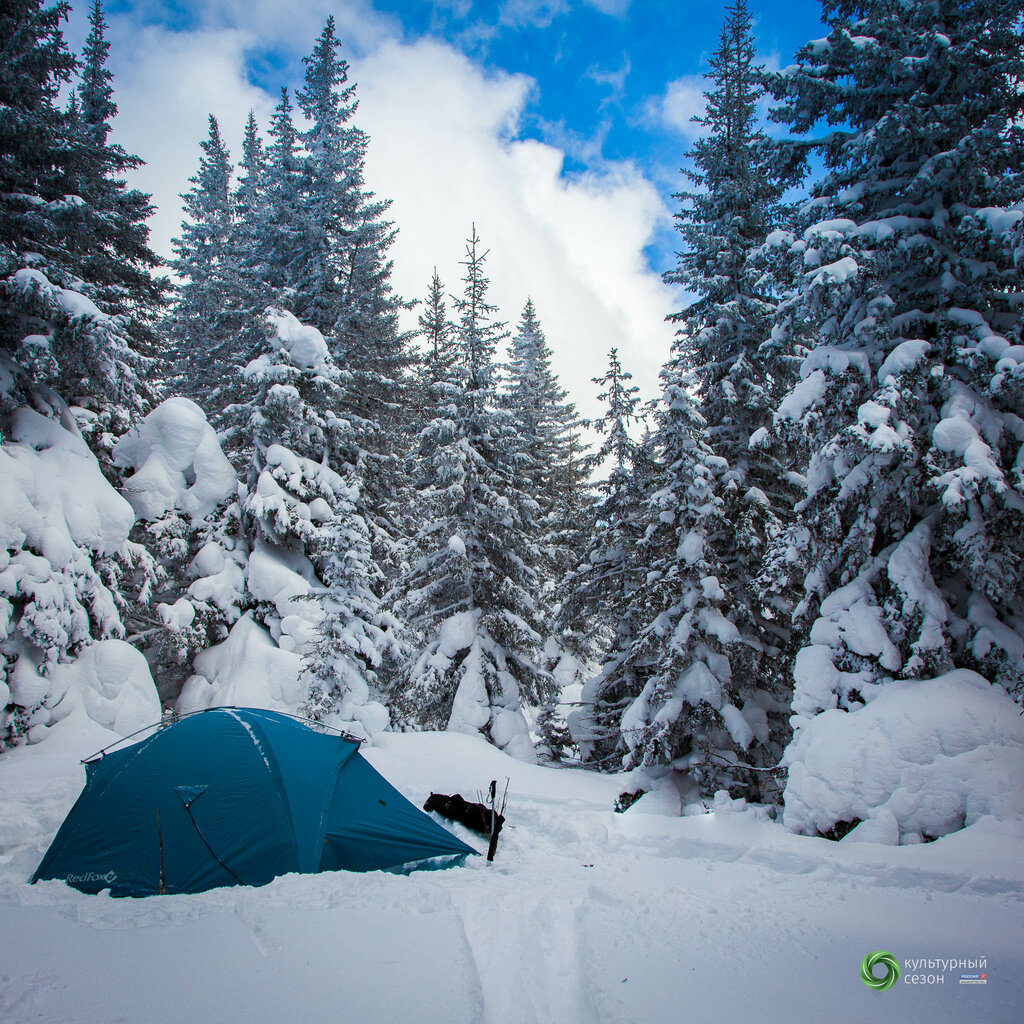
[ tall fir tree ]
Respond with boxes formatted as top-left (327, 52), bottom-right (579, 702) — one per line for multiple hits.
top-left (563, 349), bottom-right (648, 762)
top-left (241, 308), bottom-right (394, 738)
top-left (66, 0), bottom-right (165, 350)
top-left (294, 18), bottom-right (415, 574)
top-left (389, 227), bottom-right (553, 761)
top-left (418, 268), bottom-right (453, 382)
top-left (762, 0), bottom-right (1024, 744)
top-left (1, 0), bottom-right (160, 427)
top-left (78, 0), bottom-right (113, 143)
top-left (581, 0), bottom-right (799, 797)
top-left (505, 298), bottom-right (589, 598)
top-left (169, 115), bottom-right (234, 403)
top-left (258, 86), bottom-right (304, 304)
top-left (664, 0), bottom-right (802, 651)
top-left (214, 110), bottom-right (274, 458)
top-left (291, 15), bottom-right (359, 331)
top-left (0, 1), bottom-right (163, 746)
top-left (609, 349), bottom-right (788, 800)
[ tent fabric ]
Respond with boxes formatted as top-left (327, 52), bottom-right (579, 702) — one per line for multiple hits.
top-left (32, 708), bottom-right (477, 897)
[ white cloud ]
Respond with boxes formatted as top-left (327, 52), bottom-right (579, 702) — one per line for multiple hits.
top-left (499, 0), bottom-right (569, 29)
top-left (583, 0), bottom-right (631, 15)
top-left (585, 55), bottom-right (630, 106)
top-left (96, 5), bottom-right (676, 416)
top-left (102, 22), bottom-right (276, 263)
top-left (356, 38), bottom-right (674, 418)
top-left (651, 74), bottom-right (707, 138)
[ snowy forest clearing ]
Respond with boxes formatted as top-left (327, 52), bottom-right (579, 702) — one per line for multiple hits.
top-left (1, 725), bottom-right (1021, 1024)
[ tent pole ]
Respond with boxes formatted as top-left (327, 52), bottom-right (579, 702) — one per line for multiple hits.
top-left (157, 810), bottom-right (166, 895)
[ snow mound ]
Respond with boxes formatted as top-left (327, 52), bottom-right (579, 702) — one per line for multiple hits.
top-left (177, 614), bottom-right (303, 714)
top-left (4, 407), bottom-right (135, 559)
top-left (443, 613), bottom-right (538, 764)
top-left (266, 309), bottom-right (329, 371)
top-left (113, 397), bottom-right (236, 521)
top-left (187, 541), bottom-right (246, 622)
top-left (247, 541), bottom-right (320, 652)
top-left (49, 640), bottom-right (161, 737)
top-left (783, 670), bottom-right (1024, 843)
top-left (11, 640), bottom-right (160, 743)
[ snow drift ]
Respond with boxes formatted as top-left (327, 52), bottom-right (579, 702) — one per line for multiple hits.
top-left (783, 670), bottom-right (1024, 843)
top-left (112, 396), bottom-right (236, 521)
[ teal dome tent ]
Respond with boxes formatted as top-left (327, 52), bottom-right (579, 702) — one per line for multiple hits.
top-left (32, 708), bottom-right (478, 896)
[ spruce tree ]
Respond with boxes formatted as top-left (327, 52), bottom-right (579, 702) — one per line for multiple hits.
top-left (664, 0), bottom-right (801, 658)
top-left (258, 87), bottom-right (303, 304)
top-left (66, 0), bottom-right (165, 349)
top-left (294, 18), bottom-right (415, 573)
top-left (610, 350), bottom-right (787, 800)
top-left (214, 110), bottom-right (273, 459)
top-left (292, 15), bottom-right (359, 331)
top-left (78, 0), bottom-right (113, 143)
top-left (169, 115), bottom-right (234, 404)
top-left (389, 227), bottom-right (552, 760)
top-left (505, 298), bottom-right (588, 594)
top-left (762, 0), bottom-right (1024, 732)
top-left (242, 308), bottom-right (393, 735)
top-left (418, 268), bottom-right (453, 382)
top-left (1, 0), bottom-right (159, 425)
top-left (579, 0), bottom-right (799, 796)
top-left (562, 350), bottom-right (647, 762)
top-left (0, 0), bottom-right (76, 273)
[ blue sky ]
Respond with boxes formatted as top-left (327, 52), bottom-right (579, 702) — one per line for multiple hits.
top-left (76, 0), bottom-right (830, 414)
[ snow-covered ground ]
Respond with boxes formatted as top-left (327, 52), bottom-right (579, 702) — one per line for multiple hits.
top-left (1, 725), bottom-right (1021, 1024)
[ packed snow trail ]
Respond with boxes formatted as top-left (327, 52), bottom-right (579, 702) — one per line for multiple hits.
top-left (1, 728), bottom-right (1021, 1024)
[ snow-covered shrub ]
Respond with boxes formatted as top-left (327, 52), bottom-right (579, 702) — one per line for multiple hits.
top-left (111, 396), bottom-right (241, 702)
top-left (36, 639), bottom-right (160, 740)
top-left (177, 613), bottom-right (303, 714)
top-left (783, 671), bottom-right (1024, 844)
top-left (113, 396), bottom-right (236, 522)
top-left (0, 403), bottom-right (163, 747)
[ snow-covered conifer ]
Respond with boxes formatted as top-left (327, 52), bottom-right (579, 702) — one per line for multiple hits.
top-left (563, 350), bottom-right (647, 760)
top-left (389, 227), bottom-right (552, 760)
top-left (301, 476), bottom-right (396, 741)
top-left (505, 298), bottom-right (589, 593)
top-left (418, 268), bottom-right (453, 382)
top-left (256, 87), bottom-right (304, 304)
top-left (169, 115), bottom-right (234, 402)
top-left (609, 353), bottom-right (787, 800)
top-left (1, 0), bottom-right (160, 424)
top-left (240, 309), bottom-right (393, 733)
top-left (665, 0), bottom-right (801, 656)
top-left (762, 0), bottom-right (1024, 729)
top-left (294, 19), bottom-right (415, 571)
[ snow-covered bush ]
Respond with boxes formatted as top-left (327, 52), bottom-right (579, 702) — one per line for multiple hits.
top-left (0, 403), bottom-right (162, 747)
top-left (784, 671), bottom-right (1024, 844)
top-left (113, 396), bottom-right (236, 522)
top-left (34, 639), bottom-right (160, 740)
top-left (111, 396), bottom-right (242, 702)
top-left (177, 613), bottom-right (303, 714)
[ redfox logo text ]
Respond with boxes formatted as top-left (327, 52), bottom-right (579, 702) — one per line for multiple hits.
top-left (65, 871), bottom-right (117, 884)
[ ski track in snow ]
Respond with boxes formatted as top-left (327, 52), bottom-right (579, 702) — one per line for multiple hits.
top-left (1, 730), bottom-right (1022, 1024)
